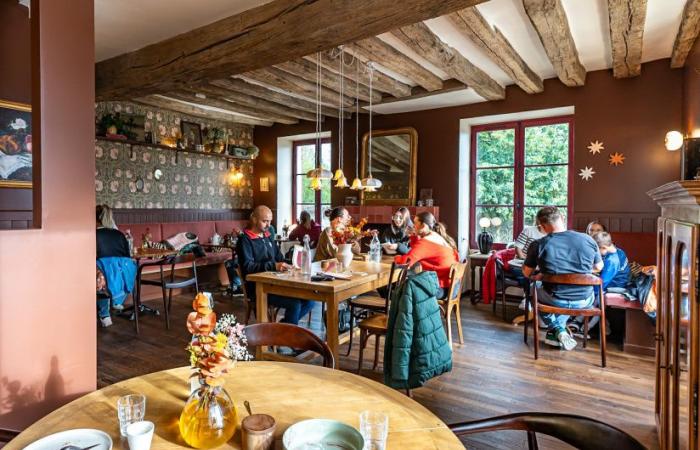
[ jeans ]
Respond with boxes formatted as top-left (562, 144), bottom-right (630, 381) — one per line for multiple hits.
top-left (267, 294), bottom-right (315, 325)
top-left (532, 281), bottom-right (594, 333)
top-left (507, 265), bottom-right (531, 293)
top-left (97, 292), bottom-right (127, 318)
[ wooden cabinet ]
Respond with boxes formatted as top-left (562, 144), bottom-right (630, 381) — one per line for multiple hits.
top-left (649, 181), bottom-right (700, 449)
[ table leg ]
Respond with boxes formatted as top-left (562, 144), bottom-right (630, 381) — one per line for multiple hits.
top-left (325, 297), bottom-right (339, 362)
top-left (470, 265), bottom-right (479, 304)
top-left (255, 283), bottom-right (269, 360)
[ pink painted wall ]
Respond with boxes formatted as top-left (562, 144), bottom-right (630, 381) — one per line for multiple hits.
top-left (0, 0), bottom-right (96, 430)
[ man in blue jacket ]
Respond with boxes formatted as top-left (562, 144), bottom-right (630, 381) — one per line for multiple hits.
top-left (237, 205), bottom-right (314, 325)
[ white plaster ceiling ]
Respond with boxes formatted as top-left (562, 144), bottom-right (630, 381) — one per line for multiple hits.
top-left (95, 0), bottom-right (690, 115)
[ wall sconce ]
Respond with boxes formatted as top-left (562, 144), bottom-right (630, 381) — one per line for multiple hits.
top-left (259, 177), bottom-right (269, 192)
top-left (228, 164), bottom-right (244, 186)
top-left (665, 131), bottom-right (684, 151)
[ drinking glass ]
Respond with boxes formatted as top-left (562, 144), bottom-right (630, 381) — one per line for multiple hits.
top-left (117, 394), bottom-right (146, 436)
top-left (359, 410), bottom-right (388, 450)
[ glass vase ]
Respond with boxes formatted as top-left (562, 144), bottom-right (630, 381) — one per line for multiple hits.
top-left (179, 384), bottom-right (237, 449)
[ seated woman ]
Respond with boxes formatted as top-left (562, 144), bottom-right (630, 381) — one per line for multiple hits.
top-left (394, 212), bottom-right (459, 299)
top-left (314, 206), bottom-right (360, 262)
top-left (380, 207), bottom-right (412, 255)
top-left (592, 231), bottom-right (630, 291)
top-left (288, 210), bottom-right (322, 248)
top-left (586, 220), bottom-right (607, 236)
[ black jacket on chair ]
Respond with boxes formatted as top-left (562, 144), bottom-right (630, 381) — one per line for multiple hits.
top-left (237, 229), bottom-right (283, 299)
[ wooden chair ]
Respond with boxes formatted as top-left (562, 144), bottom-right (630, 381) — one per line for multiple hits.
top-left (437, 262), bottom-right (468, 347)
top-left (346, 262), bottom-right (407, 356)
top-left (494, 259), bottom-right (525, 321)
top-left (357, 263), bottom-right (409, 374)
top-left (524, 273), bottom-right (607, 367)
top-left (448, 412), bottom-right (645, 450)
top-left (244, 322), bottom-right (335, 369)
top-left (135, 253), bottom-right (198, 333)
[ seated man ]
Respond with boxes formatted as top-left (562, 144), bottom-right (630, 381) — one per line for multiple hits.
top-left (523, 207), bottom-right (603, 351)
top-left (237, 205), bottom-right (314, 325)
top-left (288, 210), bottom-right (322, 248)
top-left (591, 231), bottom-right (630, 291)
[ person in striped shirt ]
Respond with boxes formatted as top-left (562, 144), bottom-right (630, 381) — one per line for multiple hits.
top-left (514, 224), bottom-right (545, 259)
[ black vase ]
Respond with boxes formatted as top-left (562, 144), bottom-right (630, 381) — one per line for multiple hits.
top-left (477, 231), bottom-right (493, 254)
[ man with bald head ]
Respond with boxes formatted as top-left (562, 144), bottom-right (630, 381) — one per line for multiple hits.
top-left (237, 205), bottom-right (314, 325)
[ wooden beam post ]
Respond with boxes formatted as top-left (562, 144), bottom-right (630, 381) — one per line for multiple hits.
top-left (133, 96), bottom-right (273, 127)
top-left (671, 0), bottom-right (700, 68)
top-left (607, 0), bottom-right (647, 78)
top-left (167, 91), bottom-right (299, 125)
top-left (523, 0), bottom-right (586, 87)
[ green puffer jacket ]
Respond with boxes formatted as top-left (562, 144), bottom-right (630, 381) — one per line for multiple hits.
top-left (383, 270), bottom-right (452, 390)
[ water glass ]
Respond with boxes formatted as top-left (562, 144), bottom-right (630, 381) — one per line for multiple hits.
top-left (359, 411), bottom-right (388, 450)
top-left (117, 394), bottom-right (146, 436)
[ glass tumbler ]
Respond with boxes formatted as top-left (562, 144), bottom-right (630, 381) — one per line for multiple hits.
top-left (359, 410), bottom-right (388, 450)
top-left (117, 394), bottom-right (147, 436)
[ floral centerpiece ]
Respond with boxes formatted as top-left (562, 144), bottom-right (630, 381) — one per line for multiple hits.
top-left (179, 293), bottom-right (251, 449)
top-left (331, 218), bottom-right (370, 268)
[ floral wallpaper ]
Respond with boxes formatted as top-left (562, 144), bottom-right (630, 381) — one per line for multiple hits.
top-left (95, 101), bottom-right (255, 210)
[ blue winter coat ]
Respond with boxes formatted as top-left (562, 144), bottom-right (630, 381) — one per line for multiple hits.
top-left (97, 257), bottom-right (137, 305)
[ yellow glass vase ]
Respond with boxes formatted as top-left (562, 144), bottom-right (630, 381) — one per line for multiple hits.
top-left (179, 384), bottom-right (237, 449)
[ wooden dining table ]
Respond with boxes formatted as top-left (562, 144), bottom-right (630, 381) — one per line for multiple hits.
top-left (246, 260), bottom-right (394, 362)
top-left (6, 362), bottom-right (464, 449)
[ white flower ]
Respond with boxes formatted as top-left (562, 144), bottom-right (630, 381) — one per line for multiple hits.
top-left (9, 118), bottom-right (27, 130)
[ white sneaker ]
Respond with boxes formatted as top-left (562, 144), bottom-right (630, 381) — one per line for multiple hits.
top-left (112, 303), bottom-right (124, 312)
top-left (100, 316), bottom-right (113, 327)
top-left (558, 331), bottom-right (577, 351)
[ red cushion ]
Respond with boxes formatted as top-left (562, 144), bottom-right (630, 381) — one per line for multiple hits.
top-left (161, 221), bottom-right (216, 244)
top-left (610, 232), bottom-right (656, 265)
top-left (215, 220), bottom-right (247, 236)
top-left (118, 223), bottom-right (162, 248)
top-left (605, 293), bottom-right (642, 310)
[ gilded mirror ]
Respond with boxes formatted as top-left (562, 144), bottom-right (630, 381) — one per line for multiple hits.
top-left (360, 127), bottom-right (417, 205)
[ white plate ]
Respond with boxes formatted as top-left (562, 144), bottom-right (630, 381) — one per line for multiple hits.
top-left (283, 419), bottom-right (364, 450)
top-left (24, 429), bottom-right (113, 450)
top-left (381, 243), bottom-right (397, 255)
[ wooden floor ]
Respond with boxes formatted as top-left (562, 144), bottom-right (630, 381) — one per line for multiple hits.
top-left (97, 290), bottom-right (659, 449)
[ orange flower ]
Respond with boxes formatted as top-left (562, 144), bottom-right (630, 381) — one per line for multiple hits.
top-left (192, 293), bottom-right (213, 316)
top-left (186, 311), bottom-right (217, 335)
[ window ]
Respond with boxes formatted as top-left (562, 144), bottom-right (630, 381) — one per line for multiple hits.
top-left (470, 116), bottom-right (573, 245)
top-left (293, 138), bottom-right (332, 228)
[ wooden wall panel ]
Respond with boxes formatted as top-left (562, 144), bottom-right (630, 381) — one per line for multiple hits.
top-left (113, 208), bottom-right (251, 224)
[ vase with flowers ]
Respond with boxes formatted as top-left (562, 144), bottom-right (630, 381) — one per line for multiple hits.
top-left (331, 218), bottom-right (369, 269)
top-left (179, 293), bottom-right (252, 449)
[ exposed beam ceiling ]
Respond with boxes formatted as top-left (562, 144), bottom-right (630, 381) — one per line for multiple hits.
top-left (607, 0), bottom-right (647, 78)
top-left (523, 0), bottom-right (586, 87)
top-left (352, 37), bottom-right (444, 91)
top-left (448, 8), bottom-right (543, 94)
top-left (95, 0), bottom-right (487, 100)
top-left (671, 0), bottom-right (700, 68)
top-left (392, 22), bottom-right (505, 100)
top-left (133, 95), bottom-right (273, 127)
top-left (209, 78), bottom-right (350, 119)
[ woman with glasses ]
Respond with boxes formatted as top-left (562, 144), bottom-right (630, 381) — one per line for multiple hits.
top-left (380, 207), bottom-right (412, 255)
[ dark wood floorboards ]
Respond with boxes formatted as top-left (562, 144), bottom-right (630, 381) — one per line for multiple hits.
top-left (97, 291), bottom-right (659, 449)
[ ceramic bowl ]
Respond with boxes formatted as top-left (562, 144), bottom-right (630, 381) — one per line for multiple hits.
top-left (282, 419), bottom-right (364, 450)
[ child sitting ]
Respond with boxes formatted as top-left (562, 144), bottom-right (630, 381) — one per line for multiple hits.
top-left (592, 231), bottom-right (631, 290)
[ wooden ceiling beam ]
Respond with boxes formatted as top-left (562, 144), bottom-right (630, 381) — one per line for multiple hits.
top-left (167, 90), bottom-right (299, 125)
top-left (352, 37), bottom-right (444, 91)
top-left (239, 68), bottom-right (356, 108)
top-left (275, 59), bottom-right (382, 103)
top-left (448, 8), bottom-right (543, 93)
top-left (305, 51), bottom-right (413, 98)
top-left (607, 0), bottom-right (647, 78)
top-left (392, 22), bottom-right (504, 100)
top-left (370, 78), bottom-right (466, 106)
top-left (133, 95), bottom-right (273, 127)
top-left (95, 0), bottom-right (487, 100)
top-left (193, 84), bottom-right (317, 122)
top-left (523, 0), bottom-right (586, 87)
top-left (210, 78), bottom-right (350, 119)
top-left (671, 0), bottom-right (700, 68)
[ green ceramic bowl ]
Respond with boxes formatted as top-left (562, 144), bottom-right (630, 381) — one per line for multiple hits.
top-left (282, 419), bottom-right (364, 450)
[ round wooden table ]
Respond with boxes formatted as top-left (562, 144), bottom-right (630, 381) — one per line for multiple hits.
top-left (6, 362), bottom-right (464, 449)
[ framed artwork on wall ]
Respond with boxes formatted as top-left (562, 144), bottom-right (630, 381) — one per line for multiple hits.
top-left (0, 99), bottom-right (32, 188)
top-left (181, 121), bottom-right (202, 149)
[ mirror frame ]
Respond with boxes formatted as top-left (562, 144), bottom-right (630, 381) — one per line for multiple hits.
top-left (360, 127), bottom-right (418, 206)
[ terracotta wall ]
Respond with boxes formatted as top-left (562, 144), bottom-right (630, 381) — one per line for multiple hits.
top-left (255, 59), bottom-right (682, 236)
top-left (683, 34), bottom-right (700, 137)
top-left (0, 0), bottom-right (96, 431)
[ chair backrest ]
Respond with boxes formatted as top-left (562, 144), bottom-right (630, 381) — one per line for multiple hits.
top-left (244, 322), bottom-right (335, 369)
top-left (541, 273), bottom-right (601, 286)
top-left (447, 262), bottom-right (468, 302)
top-left (448, 412), bottom-right (645, 450)
top-left (235, 265), bottom-right (249, 302)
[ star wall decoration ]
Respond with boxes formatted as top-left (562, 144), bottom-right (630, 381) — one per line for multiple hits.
top-left (587, 140), bottom-right (604, 155)
top-left (579, 166), bottom-right (595, 181)
top-left (609, 152), bottom-right (625, 166)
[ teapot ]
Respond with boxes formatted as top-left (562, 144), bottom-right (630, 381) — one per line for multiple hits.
top-left (210, 232), bottom-right (222, 245)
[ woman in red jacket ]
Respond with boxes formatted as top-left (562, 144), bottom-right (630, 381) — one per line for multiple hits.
top-left (395, 212), bottom-right (459, 299)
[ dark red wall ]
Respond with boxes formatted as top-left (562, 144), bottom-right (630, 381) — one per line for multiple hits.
top-left (255, 60), bottom-right (682, 236)
top-left (683, 34), bottom-right (700, 137)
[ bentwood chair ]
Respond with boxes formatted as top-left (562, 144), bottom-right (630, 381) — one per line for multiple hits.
top-left (448, 412), bottom-right (645, 450)
top-left (437, 262), bottom-right (468, 347)
top-left (134, 253), bottom-right (199, 333)
top-left (494, 259), bottom-right (526, 321)
top-left (244, 322), bottom-right (335, 369)
top-left (524, 273), bottom-right (607, 367)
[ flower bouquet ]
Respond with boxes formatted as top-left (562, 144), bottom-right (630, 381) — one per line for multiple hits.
top-left (331, 218), bottom-right (369, 245)
top-left (180, 293), bottom-right (251, 449)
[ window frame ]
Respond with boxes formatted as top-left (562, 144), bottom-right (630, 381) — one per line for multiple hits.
top-left (469, 115), bottom-right (574, 247)
top-left (292, 138), bottom-right (332, 224)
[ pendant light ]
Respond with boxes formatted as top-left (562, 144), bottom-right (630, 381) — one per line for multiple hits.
top-left (333, 47), bottom-right (348, 188)
top-left (307, 51), bottom-right (332, 190)
top-left (362, 62), bottom-right (382, 192)
top-left (350, 52), bottom-right (364, 191)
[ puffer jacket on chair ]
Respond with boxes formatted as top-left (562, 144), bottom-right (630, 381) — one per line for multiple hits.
top-left (383, 270), bottom-right (453, 390)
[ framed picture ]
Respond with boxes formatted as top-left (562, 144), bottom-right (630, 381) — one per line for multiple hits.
top-left (419, 188), bottom-right (433, 201)
top-left (0, 100), bottom-right (32, 188)
top-left (259, 177), bottom-right (269, 192)
top-left (123, 113), bottom-right (145, 142)
top-left (180, 121), bottom-right (202, 149)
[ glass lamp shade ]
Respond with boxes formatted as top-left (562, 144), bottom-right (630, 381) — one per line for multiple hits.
top-left (478, 217), bottom-right (491, 229)
top-left (307, 167), bottom-right (333, 179)
top-left (350, 178), bottom-right (364, 190)
top-left (333, 168), bottom-right (346, 181)
top-left (490, 217), bottom-right (502, 227)
top-left (361, 176), bottom-right (382, 190)
top-left (335, 176), bottom-right (349, 188)
top-left (309, 177), bottom-right (322, 190)
top-left (665, 131), bottom-right (684, 151)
